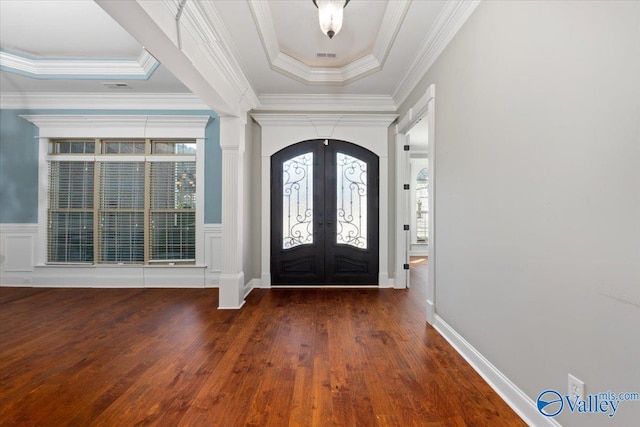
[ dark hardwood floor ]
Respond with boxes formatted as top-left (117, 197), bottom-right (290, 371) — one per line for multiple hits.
top-left (0, 264), bottom-right (525, 426)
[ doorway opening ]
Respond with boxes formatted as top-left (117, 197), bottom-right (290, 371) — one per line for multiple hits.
top-left (409, 256), bottom-right (429, 301)
top-left (395, 84), bottom-right (435, 323)
top-left (408, 123), bottom-right (429, 257)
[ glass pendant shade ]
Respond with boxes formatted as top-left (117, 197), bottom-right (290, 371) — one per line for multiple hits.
top-left (313, 0), bottom-right (349, 39)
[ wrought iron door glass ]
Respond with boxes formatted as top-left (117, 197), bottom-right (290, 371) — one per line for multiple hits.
top-left (336, 152), bottom-right (367, 249)
top-left (282, 152), bottom-right (314, 249)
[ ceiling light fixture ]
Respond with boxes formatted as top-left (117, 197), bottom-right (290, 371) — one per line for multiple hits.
top-left (312, 0), bottom-right (350, 39)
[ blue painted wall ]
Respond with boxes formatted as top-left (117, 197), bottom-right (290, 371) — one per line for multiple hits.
top-left (0, 109), bottom-right (222, 223)
top-left (0, 110), bottom-right (39, 223)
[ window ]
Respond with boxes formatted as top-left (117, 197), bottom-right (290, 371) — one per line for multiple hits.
top-left (47, 139), bottom-right (197, 265)
top-left (415, 167), bottom-right (428, 244)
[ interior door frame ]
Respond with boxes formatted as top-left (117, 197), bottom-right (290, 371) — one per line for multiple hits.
top-left (395, 84), bottom-right (436, 324)
top-left (252, 113), bottom-right (397, 289)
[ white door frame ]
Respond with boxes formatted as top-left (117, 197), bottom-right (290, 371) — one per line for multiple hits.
top-left (251, 113), bottom-right (397, 288)
top-left (394, 132), bottom-right (411, 289)
top-left (395, 84), bottom-right (436, 324)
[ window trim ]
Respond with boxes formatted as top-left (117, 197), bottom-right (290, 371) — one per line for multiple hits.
top-left (21, 115), bottom-right (210, 267)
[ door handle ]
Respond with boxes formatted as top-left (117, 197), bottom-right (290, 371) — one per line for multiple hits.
top-left (326, 212), bottom-right (332, 227)
top-left (318, 212), bottom-right (323, 226)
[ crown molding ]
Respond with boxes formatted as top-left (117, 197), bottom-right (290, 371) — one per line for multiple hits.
top-left (257, 94), bottom-right (397, 112)
top-left (393, 0), bottom-right (481, 107)
top-left (396, 84), bottom-right (435, 134)
top-left (0, 48), bottom-right (159, 80)
top-left (248, 0), bottom-right (280, 60)
top-left (174, 0), bottom-right (260, 112)
top-left (248, 0), bottom-right (410, 85)
top-left (95, 0), bottom-right (241, 117)
top-left (166, 0), bottom-right (219, 44)
top-left (137, 50), bottom-right (161, 75)
top-left (20, 114), bottom-right (210, 128)
top-left (251, 113), bottom-right (397, 128)
top-left (371, 0), bottom-right (411, 65)
top-left (19, 114), bottom-right (211, 138)
top-left (0, 92), bottom-right (210, 110)
top-left (267, 52), bottom-right (382, 85)
top-left (339, 54), bottom-right (381, 83)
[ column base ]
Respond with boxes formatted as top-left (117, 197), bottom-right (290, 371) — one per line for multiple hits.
top-left (218, 272), bottom-right (246, 309)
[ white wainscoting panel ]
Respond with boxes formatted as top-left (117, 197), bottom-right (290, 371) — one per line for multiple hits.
top-left (143, 267), bottom-right (205, 288)
top-left (204, 224), bottom-right (222, 287)
top-left (0, 223), bottom-right (224, 288)
top-left (0, 224), bottom-right (38, 285)
top-left (5, 236), bottom-right (34, 271)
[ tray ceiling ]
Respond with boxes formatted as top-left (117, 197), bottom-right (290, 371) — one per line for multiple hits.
top-left (1, 0), bottom-right (481, 113)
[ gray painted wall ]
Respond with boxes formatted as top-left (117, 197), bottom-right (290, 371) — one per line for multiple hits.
top-left (0, 109), bottom-right (222, 224)
top-left (242, 113), bottom-right (256, 285)
top-left (400, 1), bottom-right (640, 426)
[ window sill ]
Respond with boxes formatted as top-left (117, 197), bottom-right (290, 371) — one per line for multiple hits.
top-left (38, 264), bottom-right (206, 268)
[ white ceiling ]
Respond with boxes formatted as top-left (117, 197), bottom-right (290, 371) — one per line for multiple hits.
top-left (270, 0), bottom-right (386, 68)
top-left (215, 0), bottom-right (446, 94)
top-left (0, 0), bottom-right (478, 113)
top-left (0, 0), bottom-right (140, 58)
top-left (0, 0), bottom-right (190, 95)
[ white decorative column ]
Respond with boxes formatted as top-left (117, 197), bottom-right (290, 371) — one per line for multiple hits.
top-left (218, 116), bottom-right (247, 309)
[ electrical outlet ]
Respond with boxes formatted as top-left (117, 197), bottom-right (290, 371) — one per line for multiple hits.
top-left (568, 374), bottom-right (585, 400)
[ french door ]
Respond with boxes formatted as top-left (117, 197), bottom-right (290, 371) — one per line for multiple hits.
top-left (271, 139), bottom-right (379, 285)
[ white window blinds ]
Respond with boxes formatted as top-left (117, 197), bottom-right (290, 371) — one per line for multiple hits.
top-left (47, 139), bottom-right (197, 265)
top-left (47, 161), bottom-right (94, 263)
top-left (98, 162), bottom-right (145, 264)
top-left (149, 162), bottom-right (196, 262)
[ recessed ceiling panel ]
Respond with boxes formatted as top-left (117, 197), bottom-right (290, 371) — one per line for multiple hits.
top-left (0, 0), bottom-right (141, 58)
top-left (270, 0), bottom-right (386, 68)
top-left (213, 0), bottom-right (450, 95)
top-left (0, 65), bottom-right (190, 94)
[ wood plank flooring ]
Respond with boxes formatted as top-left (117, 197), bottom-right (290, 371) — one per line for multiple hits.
top-left (0, 266), bottom-right (525, 426)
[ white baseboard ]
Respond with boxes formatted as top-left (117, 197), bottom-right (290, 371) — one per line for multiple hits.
top-left (433, 315), bottom-right (562, 427)
top-left (426, 299), bottom-right (435, 324)
top-left (378, 272), bottom-right (392, 288)
top-left (205, 272), bottom-right (221, 288)
top-left (218, 300), bottom-right (246, 310)
top-left (270, 285), bottom-right (383, 289)
top-left (0, 270), bottom-right (220, 288)
top-left (245, 278), bottom-right (260, 297)
top-left (260, 272), bottom-right (271, 288)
